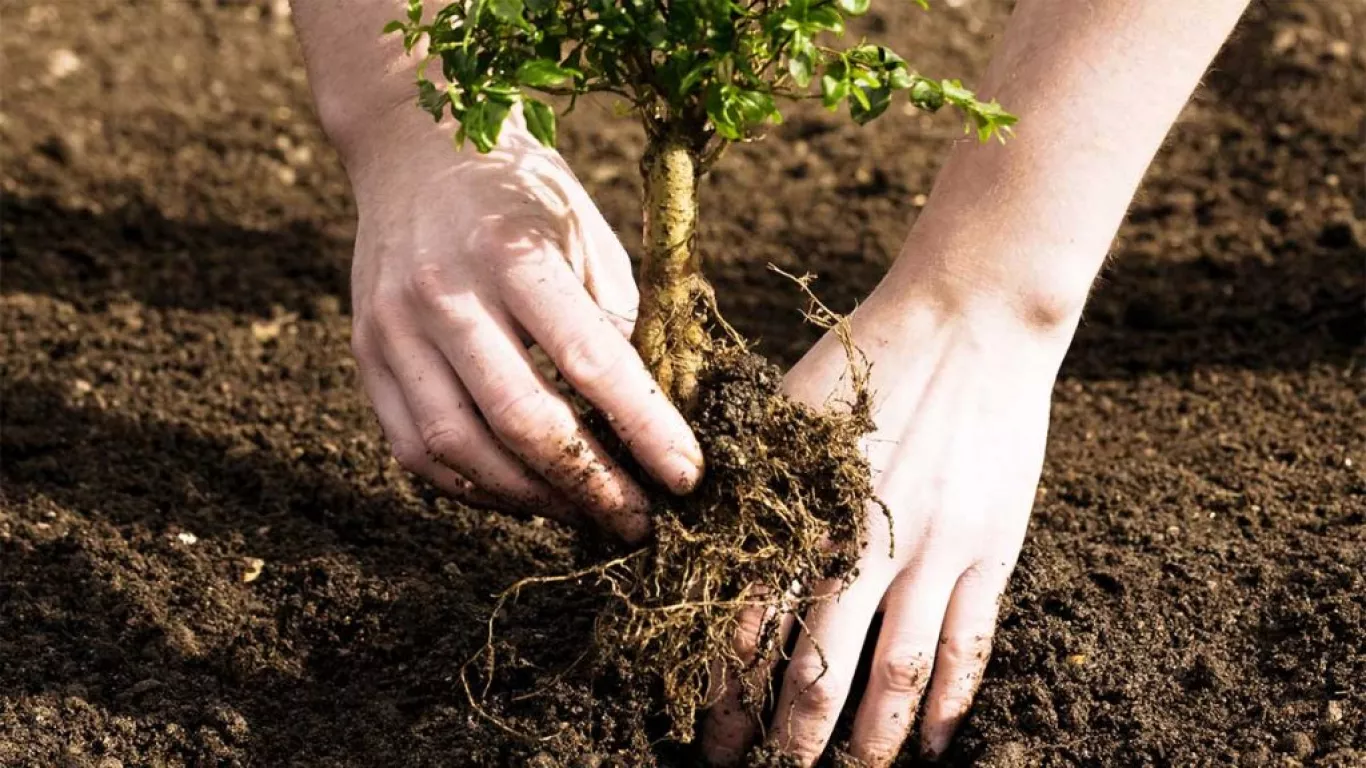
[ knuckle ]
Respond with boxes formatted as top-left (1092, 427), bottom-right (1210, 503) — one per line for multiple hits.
top-left (731, 609), bottom-right (770, 660)
top-left (939, 630), bottom-right (994, 669)
top-left (419, 420), bottom-right (468, 465)
top-left (370, 305), bottom-right (411, 347)
top-left (876, 648), bottom-right (933, 695)
top-left (486, 389), bottom-right (564, 452)
top-left (557, 332), bottom-right (629, 390)
top-left (368, 283), bottom-right (408, 325)
top-left (349, 322), bottom-right (374, 363)
top-left (856, 734), bottom-right (904, 765)
top-left (467, 214), bottom-right (558, 258)
top-left (405, 263), bottom-right (452, 309)
top-left (785, 658), bottom-right (842, 714)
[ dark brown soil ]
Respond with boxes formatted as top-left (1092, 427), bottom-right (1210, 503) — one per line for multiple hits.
top-left (2, 1), bottom-right (1363, 766)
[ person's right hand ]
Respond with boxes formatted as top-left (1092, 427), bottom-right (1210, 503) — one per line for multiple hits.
top-left (340, 109), bottom-right (702, 542)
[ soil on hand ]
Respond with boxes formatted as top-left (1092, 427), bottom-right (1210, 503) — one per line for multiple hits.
top-left (2, 1), bottom-right (1362, 766)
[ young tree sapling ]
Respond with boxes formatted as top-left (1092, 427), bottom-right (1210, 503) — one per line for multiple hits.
top-left (385, 0), bottom-right (1015, 744)
top-left (386, 0), bottom-right (1013, 407)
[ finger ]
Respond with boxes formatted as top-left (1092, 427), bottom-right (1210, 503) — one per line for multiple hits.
top-left (768, 574), bottom-right (886, 767)
top-left (353, 335), bottom-right (493, 506)
top-left (917, 564), bottom-right (1010, 761)
top-left (500, 238), bottom-right (703, 494)
top-left (548, 154), bottom-right (639, 339)
top-left (412, 287), bottom-right (650, 541)
top-left (377, 331), bottom-right (579, 525)
top-left (702, 588), bottom-right (798, 766)
top-left (847, 565), bottom-right (957, 768)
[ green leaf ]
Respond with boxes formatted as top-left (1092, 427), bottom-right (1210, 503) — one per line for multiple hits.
top-left (887, 64), bottom-right (914, 91)
top-left (821, 74), bottom-right (849, 110)
top-left (849, 82), bottom-right (871, 110)
top-left (908, 78), bottom-right (944, 112)
top-left (703, 83), bottom-right (745, 140)
top-left (838, 0), bottom-right (871, 14)
top-left (787, 51), bottom-right (813, 88)
top-left (523, 99), bottom-right (558, 147)
top-left (967, 100), bottom-right (1018, 142)
top-left (487, 0), bottom-right (524, 24)
top-left (482, 84), bottom-right (520, 104)
top-left (732, 89), bottom-right (776, 126)
top-left (679, 62), bottom-right (710, 95)
top-left (516, 58), bottom-right (576, 88)
top-left (850, 85), bottom-right (891, 124)
top-left (806, 6), bottom-right (845, 33)
top-left (465, 98), bottom-right (513, 153)
top-left (382, 20), bottom-right (405, 35)
top-left (406, 0), bottom-right (422, 23)
top-left (416, 79), bottom-right (448, 121)
top-left (938, 78), bottom-right (974, 105)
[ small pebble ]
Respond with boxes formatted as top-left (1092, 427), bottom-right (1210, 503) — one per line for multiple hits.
top-left (309, 294), bottom-right (342, 320)
top-left (1278, 731), bottom-right (1314, 759)
top-left (241, 557), bottom-right (265, 583)
top-left (176, 531), bottom-right (198, 545)
top-left (526, 752), bottom-right (557, 768)
top-left (1272, 28), bottom-right (1298, 54)
top-left (979, 740), bottom-right (1028, 768)
top-left (1238, 743), bottom-right (1272, 767)
top-left (47, 49), bottom-right (81, 80)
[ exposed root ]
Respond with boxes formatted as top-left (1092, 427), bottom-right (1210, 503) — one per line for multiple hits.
top-left (463, 284), bottom-right (879, 748)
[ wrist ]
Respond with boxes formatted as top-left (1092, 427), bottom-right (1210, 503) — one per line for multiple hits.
top-left (324, 94), bottom-right (453, 189)
top-left (293, 0), bottom-right (443, 180)
top-left (874, 232), bottom-right (1094, 356)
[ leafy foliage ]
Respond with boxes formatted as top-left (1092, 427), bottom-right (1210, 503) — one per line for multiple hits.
top-left (387, 0), bottom-right (1015, 152)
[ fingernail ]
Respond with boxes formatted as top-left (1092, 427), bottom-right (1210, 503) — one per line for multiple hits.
top-left (920, 734), bottom-right (945, 762)
top-left (665, 443), bottom-right (705, 493)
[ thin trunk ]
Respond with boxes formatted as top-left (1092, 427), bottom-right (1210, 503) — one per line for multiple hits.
top-left (632, 131), bottom-right (711, 410)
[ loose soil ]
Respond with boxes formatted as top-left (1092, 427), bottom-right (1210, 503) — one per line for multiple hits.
top-left (2, 1), bottom-right (1363, 766)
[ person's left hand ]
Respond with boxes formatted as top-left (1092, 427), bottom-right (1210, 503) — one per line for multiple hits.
top-left (700, 281), bottom-right (1070, 765)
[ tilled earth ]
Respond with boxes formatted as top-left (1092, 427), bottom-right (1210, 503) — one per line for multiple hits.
top-left (2, 1), bottom-right (1363, 766)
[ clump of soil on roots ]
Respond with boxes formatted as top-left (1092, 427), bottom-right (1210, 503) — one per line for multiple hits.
top-left (464, 329), bottom-right (880, 749)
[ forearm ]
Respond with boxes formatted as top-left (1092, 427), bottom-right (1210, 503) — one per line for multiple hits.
top-left (290, 0), bottom-right (430, 162)
top-left (885, 0), bottom-right (1250, 336)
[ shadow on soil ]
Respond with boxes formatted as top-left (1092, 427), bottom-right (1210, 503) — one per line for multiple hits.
top-left (0, 191), bottom-right (351, 319)
top-left (4, 189), bottom-right (1361, 377)
top-left (0, 372), bottom-right (582, 763)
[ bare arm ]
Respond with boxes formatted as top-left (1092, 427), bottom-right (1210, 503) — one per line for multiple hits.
top-left (290, 0), bottom-right (420, 164)
top-left (704, 1), bottom-right (1252, 765)
top-left (889, 0), bottom-right (1252, 334)
top-left (289, 0), bottom-right (704, 539)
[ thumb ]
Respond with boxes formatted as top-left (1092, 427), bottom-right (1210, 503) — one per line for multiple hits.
top-left (565, 191), bottom-right (639, 341)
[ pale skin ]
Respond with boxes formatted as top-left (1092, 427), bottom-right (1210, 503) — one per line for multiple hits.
top-left (292, 0), bottom-right (1251, 763)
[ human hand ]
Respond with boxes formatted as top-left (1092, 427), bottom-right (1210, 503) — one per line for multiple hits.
top-left (342, 109), bottom-right (702, 542)
top-left (701, 284), bottom-right (1069, 765)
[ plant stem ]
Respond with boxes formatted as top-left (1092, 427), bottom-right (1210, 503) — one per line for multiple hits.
top-left (632, 130), bottom-right (712, 410)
